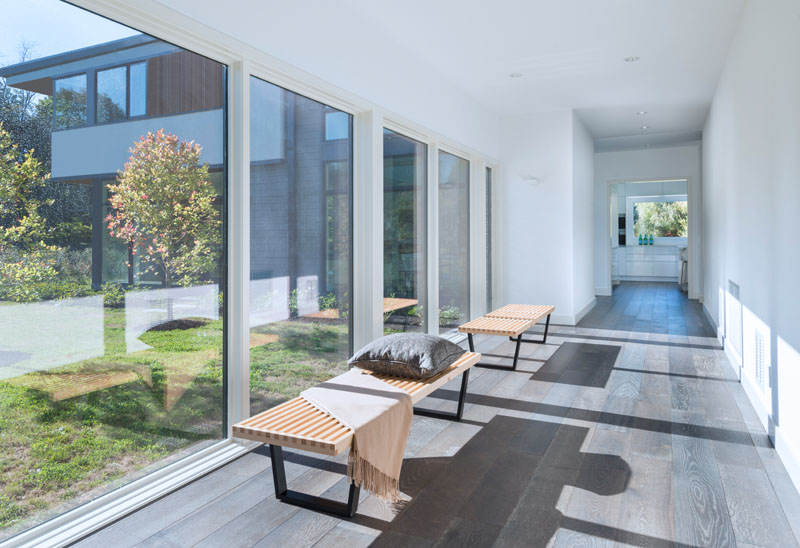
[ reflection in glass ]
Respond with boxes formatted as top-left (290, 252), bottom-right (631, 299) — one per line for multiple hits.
top-left (383, 129), bottom-right (426, 333)
top-left (54, 74), bottom-right (87, 129)
top-left (438, 151), bottom-right (470, 333)
top-left (0, 2), bottom-right (225, 537)
top-left (129, 62), bottom-right (147, 117)
top-left (249, 76), bottom-right (352, 415)
top-left (96, 66), bottom-right (127, 123)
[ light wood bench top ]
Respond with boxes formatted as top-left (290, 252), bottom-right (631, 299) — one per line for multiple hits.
top-left (232, 351), bottom-right (480, 456)
top-left (486, 304), bottom-right (555, 323)
top-left (457, 316), bottom-right (533, 337)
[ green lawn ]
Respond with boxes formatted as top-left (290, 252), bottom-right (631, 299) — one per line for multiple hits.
top-left (0, 308), bottom-right (348, 534)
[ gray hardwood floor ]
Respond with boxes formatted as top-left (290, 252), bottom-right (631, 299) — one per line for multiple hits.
top-left (72, 282), bottom-right (800, 548)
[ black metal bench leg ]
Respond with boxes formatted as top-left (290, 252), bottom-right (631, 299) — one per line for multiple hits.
top-left (269, 445), bottom-right (360, 517)
top-left (511, 314), bottom-right (552, 344)
top-left (413, 367), bottom-right (471, 421)
top-left (472, 332), bottom-right (522, 371)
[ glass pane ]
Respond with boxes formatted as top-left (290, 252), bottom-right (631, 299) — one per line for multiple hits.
top-left (96, 66), bottom-right (127, 123)
top-left (249, 76), bottom-right (352, 415)
top-left (0, 2), bottom-right (225, 539)
top-left (54, 74), bottom-right (87, 129)
top-left (383, 129), bottom-right (426, 333)
top-left (129, 62), bottom-right (147, 117)
top-left (486, 166), bottom-right (492, 312)
top-left (438, 151), bottom-right (470, 333)
top-left (633, 200), bottom-right (688, 237)
top-left (324, 110), bottom-right (349, 140)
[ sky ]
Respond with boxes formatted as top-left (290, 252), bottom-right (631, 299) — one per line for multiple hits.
top-left (0, 0), bottom-right (140, 67)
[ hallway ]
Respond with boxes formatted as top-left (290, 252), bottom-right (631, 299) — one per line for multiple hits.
top-left (74, 283), bottom-right (800, 547)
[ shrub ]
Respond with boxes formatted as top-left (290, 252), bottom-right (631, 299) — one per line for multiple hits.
top-left (438, 305), bottom-right (462, 327)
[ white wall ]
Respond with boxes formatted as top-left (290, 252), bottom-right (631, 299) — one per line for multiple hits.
top-left (572, 113), bottom-right (596, 319)
top-left (594, 144), bottom-right (702, 297)
top-left (496, 109), bottom-right (594, 325)
top-left (153, 0), bottom-right (500, 159)
top-left (703, 0), bottom-right (800, 490)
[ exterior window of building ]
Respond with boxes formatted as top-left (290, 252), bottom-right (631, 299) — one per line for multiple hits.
top-left (383, 128), bottom-right (427, 333)
top-left (324, 109), bottom-right (349, 140)
top-left (0, 2), bottom-right (226, 539)
top-left (249, 76), bottom-right (352, 415)
top-left (96, 62), bottom-right (148, 123)
top-left (96, 65), bottom-right (127, 122)
top-left (486, 166), bottom-right (493, 312)
top-left (129, 62), bottom-right (147, 117)
top-left (438, 150), bottom-right (470, 333)
top-left (54, 73), bottom-right (87, 129)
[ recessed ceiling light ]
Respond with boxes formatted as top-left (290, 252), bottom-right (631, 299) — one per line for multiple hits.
top-left (637, 111), bottom-right (647, 115)
top-left (509, 73), bottom-right (523, 78)
top-left (625, 56), bottom-right (640, 62)
top-left (640, 126), bottom-right (649, 130)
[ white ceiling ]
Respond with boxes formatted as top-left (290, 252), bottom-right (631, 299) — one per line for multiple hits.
top-left (343, 0), bottom-right (745, 148)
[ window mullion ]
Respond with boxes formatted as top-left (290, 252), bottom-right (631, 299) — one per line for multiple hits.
top-left (227, 59), bottom-right (250, 433)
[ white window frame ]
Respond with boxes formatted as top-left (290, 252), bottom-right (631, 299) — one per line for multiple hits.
top-left (2, 1), bottom-right (500, 546)
top-left (626, 194), bottom-right (689, 246)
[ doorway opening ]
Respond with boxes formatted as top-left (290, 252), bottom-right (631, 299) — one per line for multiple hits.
top-left (609, 179), bottom-right (689, 291)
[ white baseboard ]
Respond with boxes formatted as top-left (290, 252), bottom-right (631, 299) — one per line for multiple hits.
top-left (740, 371), bottom-right (770, 432)
top-left (595, 287), bottom-right (612, 297)
top-left (550, 297), bottom-right (597, 326)
top-left (724, 342), bottom-right (742, 377)
top-left (550, 314), bottom-right (576, 326)
top-left (618, 276), bottom-right (679, 283)
top-left (702, 303), bottom-right (723, 346)
top-left (574, 297), bottom-right (596, 324)
top-left (775, 429), bottom-right (800, 498)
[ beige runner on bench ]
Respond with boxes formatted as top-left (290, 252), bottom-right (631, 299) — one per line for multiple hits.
top-left (301, 368), bottom-right (412, 502)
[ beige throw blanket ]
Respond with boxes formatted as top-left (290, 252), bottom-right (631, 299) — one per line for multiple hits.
top-left (301, 368), bottom-right (412, 502)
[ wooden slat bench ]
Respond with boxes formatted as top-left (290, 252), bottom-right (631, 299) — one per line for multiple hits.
top-left (457, 304), bottom-right (555, 371)
top-left (487, 303), bottom-right (555, 344)
top-left (233, 351), bottom-right (480, 517)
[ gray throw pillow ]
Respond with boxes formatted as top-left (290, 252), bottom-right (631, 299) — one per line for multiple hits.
top-left (349, 333), bottom-right (465, 379)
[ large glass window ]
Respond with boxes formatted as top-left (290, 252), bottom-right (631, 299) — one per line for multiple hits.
top-left (0, 3), bottom-right (225, 539)
top-left (249, 76), bottom-right (352, 415)
top-left (54, 74), bottom-right (87, 129)
top-left (438, 151), bottom-right (470, 333)
top-left (383, 129), bottom-right (427, 333)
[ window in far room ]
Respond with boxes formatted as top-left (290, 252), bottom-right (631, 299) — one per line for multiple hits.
top-left (631, 196), bottom-right (688, 239)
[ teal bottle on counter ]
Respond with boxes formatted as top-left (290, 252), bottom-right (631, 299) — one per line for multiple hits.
top-left (649, 234), bottom-right (654, 245)
top-left (638, 234), bottom-right (643, 245)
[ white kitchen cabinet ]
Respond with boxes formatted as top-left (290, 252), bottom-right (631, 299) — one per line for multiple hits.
top-left (619, 245), bottom-right (679, 280)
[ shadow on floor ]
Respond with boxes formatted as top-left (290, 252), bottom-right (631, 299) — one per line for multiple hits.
top-left (531, 342), bottom-right (620, 388)
top-left (425, 389), bottom-right (771, 448)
